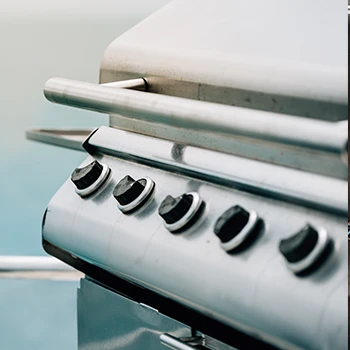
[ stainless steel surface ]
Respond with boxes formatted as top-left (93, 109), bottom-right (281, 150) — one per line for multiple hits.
top-left (99, 0), bottom-right (347, 179)
top-left (109, 113), bottom-right (348, 180)
top-left (0, 256), bottom-right (83, 281)
top-left (202, 335), bottom-right (239, 350)
top-left (44, 78), bottom-right (346, 155)
top-left (160, 334), bottom-right (203, 350)
top-left (101, 77), bottom-right (146, 90)
top-left (34, 1), bottom-right (347, 349)
top-left (78, 278), bottom-right (237, 350)
top-left (85, 126), bottom-right (347, 215)
top-left (43, 78), bottom-right (348, 179)
top-left (77, 278), bottom-right (191, 350)
top-left (0, 256), bottom-right (74, 271)
top-left (100, 0), bottom-right (347, 121)
top-left (26, 128), bottom-right (91, 151)
top-left (43, 150), bottom-right (347, 350)
top-left (0, 270), bottom-right (82, 281)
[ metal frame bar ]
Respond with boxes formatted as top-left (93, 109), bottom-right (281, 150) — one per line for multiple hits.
top-left (0, 256), bottom-right (83, 280)
top-left (84, 126), bottom-right (347, 215)
top-left (43, 77), bottom-right (347, 156)
top-left (26, 129), bottom-right (92, 151)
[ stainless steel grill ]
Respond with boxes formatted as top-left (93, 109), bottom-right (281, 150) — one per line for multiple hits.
top-left (27, 1), bottom-right (348, 349)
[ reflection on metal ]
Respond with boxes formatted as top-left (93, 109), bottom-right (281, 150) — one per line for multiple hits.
top-left (42, 149), bottom-right (346, 350)
top-left (43, 78), bottom-right (346, 155)
top-left (0, 256), bottom-right (83, 281)
top-left (42, 77), bottom-right (348, 179)
top-left (100, 1), bottom-right (347, 122)
top-left (78, 278), bottom-right (192, 350)
top-left (101, 78), bottom-right (147, 91)
top-left (84, 126), bottom-right (347, 215)
top-left (0, 270), bottom-right (83, 281)
top-left (78, 278), bottom-right (237, 350)
top-left (160, 334), bottom-right (205, 350)
top-left (109, 113), bottom-right (348, 180)
top-left (25, 78), bottom-right (146, 151)
top-left (28, 1), bottom-right (347, 349)
top-left (26, 129), bottom-right (91, 151)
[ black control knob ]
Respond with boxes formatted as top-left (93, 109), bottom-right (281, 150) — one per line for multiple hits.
top-left (214, 205), bottom-right (250, 243)
top-left (159, 194), bottom-right (193, 224)
top-left (279, 224), bottom-right (319, 263)
top-left (113, 175), bottom-right (148, 206)
top-left (71, 160), bottom-right (104, 190)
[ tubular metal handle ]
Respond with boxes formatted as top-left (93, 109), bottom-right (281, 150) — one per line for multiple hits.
top-left (0, 256), bottom-right (74, 271)
top-left (43, 77), bottom-right (347, 156)
top-left (160, 334), bottom-right (205, 350)
top-left (0, 256), bottom-right (83, 281)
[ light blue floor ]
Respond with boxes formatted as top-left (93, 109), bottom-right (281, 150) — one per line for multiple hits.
top-left (0, 2), bottom-right (169, 349)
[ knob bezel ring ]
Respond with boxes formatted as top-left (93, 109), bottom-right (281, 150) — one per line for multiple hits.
top-left (75, 163), bottom-right (110, 197)
top-left (164, 192), bottom-right (202, 232)
top-left (117, 177), bottom-right (155, 213)
top-left (285, 227), bottom-right (328, 273)
top-left (220, 210), bottom-right (258, 251)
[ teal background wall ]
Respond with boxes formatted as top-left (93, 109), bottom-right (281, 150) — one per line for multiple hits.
top-left (0, 1), bottom-right (170, 349)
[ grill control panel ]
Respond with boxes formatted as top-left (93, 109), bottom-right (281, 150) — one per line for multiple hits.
top-left (44, 154), bottom-right (346, 350)
top-left (70, 160), bottom-right (333, 274)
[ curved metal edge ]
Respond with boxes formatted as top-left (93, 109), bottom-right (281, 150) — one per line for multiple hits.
top-left (159, 333), bottom-right (202, 350)
top-left (83, 126), bottom-right (347, 216)
top-left (42, 239), bottom-right (280, 350)
top-left (43, 77), bottom-right (347, 155)
top-left (340, 140), bottom-right (348, 164)
top-left (82, 127), bottom-right (100, 154)
top-left (26, 128), bottom-right (92, 151)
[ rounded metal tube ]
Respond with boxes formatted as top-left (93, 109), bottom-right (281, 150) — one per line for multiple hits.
top-left (0, 256), bottom-right (74, 271)
top-left (44, 77), bottom-right (347, 155)
top-left (100, 78), bottom-right (146, 90)
top-left (159, 334), bottom-right (201, 350)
